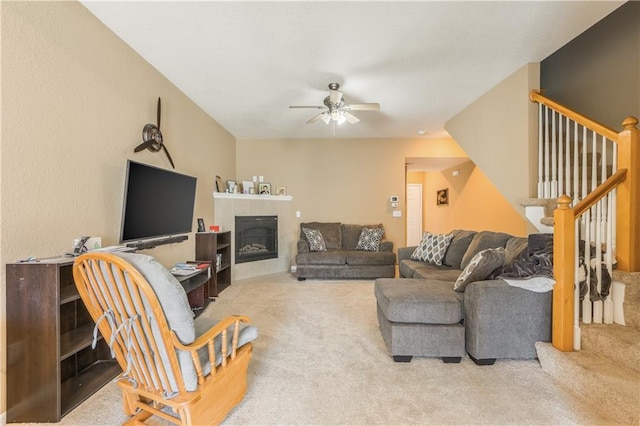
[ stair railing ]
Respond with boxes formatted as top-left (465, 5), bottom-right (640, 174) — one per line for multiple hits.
top-left (530, 91), bottom-right (639, 352)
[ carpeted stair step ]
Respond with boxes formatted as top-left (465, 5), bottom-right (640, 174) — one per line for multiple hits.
top-left (519, 198), bottom-right (557, 229)
top-left (612, 270), bottom-right (640, 329)
top-left (580, 323), bottom-right (640, 374)
top-left (536, 342), bottom-right (640, 425)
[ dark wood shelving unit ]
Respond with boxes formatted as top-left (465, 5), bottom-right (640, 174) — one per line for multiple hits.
top-left (173, 265), bottom-right (212, 316)
top-left (196, 231), bottom-right (232, 296)
top-left (6, 259), bottom-right (120, 423)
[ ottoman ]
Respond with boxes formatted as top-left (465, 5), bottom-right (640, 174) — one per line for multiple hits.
top-left (374, 278), bottom-right (465, 363)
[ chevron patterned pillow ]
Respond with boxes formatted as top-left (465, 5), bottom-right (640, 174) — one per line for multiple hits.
top-left (411, 232), bottom-right (453, 265)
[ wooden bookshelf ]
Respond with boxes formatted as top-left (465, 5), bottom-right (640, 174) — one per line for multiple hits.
top-left (6, 259), bottom-right (120, 422)
top-left (195, 231), bottom-right (232, 296)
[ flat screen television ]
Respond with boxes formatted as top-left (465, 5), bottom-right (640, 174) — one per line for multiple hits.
top-left (120, 160), bottom-right (197, 244)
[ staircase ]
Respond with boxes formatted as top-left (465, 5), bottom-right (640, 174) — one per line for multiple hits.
top-left (535, 270), bottom-right (640, 425)
top-left (523, 92), bottom-right (639, 423)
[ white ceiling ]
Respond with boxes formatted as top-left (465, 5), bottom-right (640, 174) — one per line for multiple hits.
top-left (81, 1), bottom-right (623, 140)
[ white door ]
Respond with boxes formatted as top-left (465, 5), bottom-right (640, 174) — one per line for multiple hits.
top-left (406, 184), bottom-right (423, 246)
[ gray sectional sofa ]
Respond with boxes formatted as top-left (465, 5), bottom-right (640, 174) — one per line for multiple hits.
top-left (375, 229), bottom-right (553, 365)
top-left (295, 222), bottom-right (396, 280)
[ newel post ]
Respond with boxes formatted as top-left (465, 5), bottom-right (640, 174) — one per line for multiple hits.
top-left (616, 116), bottom-right (640, 272)
top-left (553, 195), bottom-right (575, 352)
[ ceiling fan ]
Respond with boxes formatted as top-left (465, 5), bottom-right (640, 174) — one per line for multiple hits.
top-left (289, 83), bottom-right (380, 126)
top-left (134, 97), bottom-right (175, 169)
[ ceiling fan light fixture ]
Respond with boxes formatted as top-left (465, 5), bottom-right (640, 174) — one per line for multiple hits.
top-left (337, 114), bottom-right (347, 125)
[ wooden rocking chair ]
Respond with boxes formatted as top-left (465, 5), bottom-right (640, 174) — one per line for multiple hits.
top-left (72, 252), bottom-right (257, 425)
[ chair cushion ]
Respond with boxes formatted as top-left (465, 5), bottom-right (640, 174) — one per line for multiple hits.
top-left (375, 278), bottom-right (463, 324)
top-left (116, 252), bottom-right (194, 343)
top-left (194, 316), bottom-right (258, 369)
top-left (114, 252), bottom-right (197, 391)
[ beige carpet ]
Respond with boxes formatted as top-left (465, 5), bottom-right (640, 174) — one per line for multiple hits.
top-left (30, 273), bottom-right (613, 425)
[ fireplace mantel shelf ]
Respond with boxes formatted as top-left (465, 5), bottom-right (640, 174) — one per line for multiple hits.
top-left (213, 192), bottom-right (292, 201)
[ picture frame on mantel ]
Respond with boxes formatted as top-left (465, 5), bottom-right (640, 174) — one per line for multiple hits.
top-left (258, 183), bottom-right (271, 195)
top-left (276, 186), bottom-right (287, 196)
top-left (215, 175), bottom-right (224, 192)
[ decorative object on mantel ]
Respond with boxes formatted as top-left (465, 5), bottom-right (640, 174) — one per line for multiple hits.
top-left (276, 186), bottom-right (287, 196)
top-left (226, 180), bottom-right (237, 193)
top-left (242, 181), bottom-right (255, 194)
top-left (258, 183), bottom-right (271, 195)
top-left (437, 188), bottom-right (449, 205)
top-left (215, 175), bottom-right (224, 192)
top-left (134, 97), bottom-right (175, 169)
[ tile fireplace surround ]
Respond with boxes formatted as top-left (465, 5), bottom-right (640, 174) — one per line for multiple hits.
top-left (213, 192), bottom-right (293, 280)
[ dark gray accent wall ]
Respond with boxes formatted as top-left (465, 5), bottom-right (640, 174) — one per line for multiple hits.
top-left (541, 1), bottom-right (639, 131)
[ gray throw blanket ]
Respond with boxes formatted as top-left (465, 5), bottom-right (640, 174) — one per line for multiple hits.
top-left (497, 233), bottom-right (554, 280)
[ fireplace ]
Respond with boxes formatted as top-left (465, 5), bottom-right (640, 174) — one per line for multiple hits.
top-left (235, 215), bottom-right (278, 264)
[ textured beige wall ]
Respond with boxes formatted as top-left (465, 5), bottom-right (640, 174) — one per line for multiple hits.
top-left (1, 2), bottom-right (235, 415)
top-left (421, 162), bottom-right (527, 236)
top-left (445, 63), bottom-right (540, 213)
top-left (235, 137), bottom-right (468, 256)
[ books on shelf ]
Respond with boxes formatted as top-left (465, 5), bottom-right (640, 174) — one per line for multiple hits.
top-left (170, 262), bottom-right (210, 276)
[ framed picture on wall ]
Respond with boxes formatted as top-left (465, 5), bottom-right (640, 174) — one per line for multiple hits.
top-left (436, 188), bottom-right (449, 205)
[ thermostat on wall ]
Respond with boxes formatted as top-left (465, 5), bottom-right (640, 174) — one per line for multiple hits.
top-left (390, 196), bottom-right (399, 203)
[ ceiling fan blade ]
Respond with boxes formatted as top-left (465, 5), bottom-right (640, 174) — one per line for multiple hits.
top-left (134, 140), bottom-right (154, 152)
top-left (329, 89), bottom-right (343, 105)
top-left (347, 103), bottom-right (380, 111)
top-left (162, 144), bottom-right (175, 169)
top-left (343, 111), bottom-right (360, 124)
top-left (306, 112), bottom-right (328, 124)
top-left (157, 97), bottom-right (162, 129)
top-left (289, 105), bottom-right (325, 109)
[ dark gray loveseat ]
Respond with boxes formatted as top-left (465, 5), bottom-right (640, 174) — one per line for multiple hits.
top-left (295, 222), bottom-right (396, 280)
top-left (376, 230), bottom-right (553, 364)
